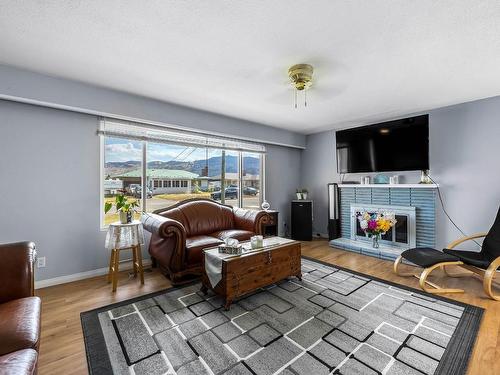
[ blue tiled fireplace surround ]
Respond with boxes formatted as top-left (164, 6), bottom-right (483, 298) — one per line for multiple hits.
top-left (329, 187), bottom-right (436, 260)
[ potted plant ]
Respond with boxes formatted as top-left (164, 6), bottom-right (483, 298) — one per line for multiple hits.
top-left (296, 189), bottom-right (302, 200)
top-left (104, 194), bottom-right (140, 224)
top-left (301, 189), bottom-right (309, 200)
top-left (295, 189), bottom-right (309, 199)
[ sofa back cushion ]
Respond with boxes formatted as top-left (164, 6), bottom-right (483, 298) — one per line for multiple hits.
top-left (158, 200), bottom-right (235, 237)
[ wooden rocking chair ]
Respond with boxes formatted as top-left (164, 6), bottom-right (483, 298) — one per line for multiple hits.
top-left (443, 206), bottom-right (500, 300)
top-left (394, 206), bottom-right (500, 300)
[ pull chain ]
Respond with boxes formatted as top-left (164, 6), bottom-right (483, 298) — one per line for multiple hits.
top-left (304, 89), bottom-right (307, 107)
top-left (294, 89), bottom-right (297, 109)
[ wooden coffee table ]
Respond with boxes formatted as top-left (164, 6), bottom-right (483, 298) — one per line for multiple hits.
top-left (201, 237), bottom-right (302, 310)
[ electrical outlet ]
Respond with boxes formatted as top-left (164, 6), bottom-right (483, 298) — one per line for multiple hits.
top-left (37, 257), bottom-right (46, 268)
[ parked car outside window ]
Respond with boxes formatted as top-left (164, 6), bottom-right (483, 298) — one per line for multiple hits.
top-left (210, 186), bottom-right (258, 200)
top-left (211, 186), bottom-right (238, 200)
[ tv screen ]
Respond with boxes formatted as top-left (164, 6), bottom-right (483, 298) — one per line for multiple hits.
top-left (336, 115), bottom-right (429, 173)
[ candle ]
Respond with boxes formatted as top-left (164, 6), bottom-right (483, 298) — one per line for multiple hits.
top-left (251, 235), bottom-right (264, 249)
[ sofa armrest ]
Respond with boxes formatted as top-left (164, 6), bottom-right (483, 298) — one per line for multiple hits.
top-left (142, 213), bottom-right (187, 241)
top-left (142, 213), bottom-right (187, 272)
top-left (233, 208), bottom-right (271, 235)
top-left (0, 241), bottom-right (36, 304)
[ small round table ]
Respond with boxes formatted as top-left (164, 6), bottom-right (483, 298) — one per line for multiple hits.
top-left (105, 220), bottom-right (145, 292)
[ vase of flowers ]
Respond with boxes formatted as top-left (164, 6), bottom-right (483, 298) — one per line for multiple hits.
top-left (357, 211), bottom-right (397, 249)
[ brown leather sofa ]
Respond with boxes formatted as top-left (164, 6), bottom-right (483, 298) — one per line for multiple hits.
top-left (142, 198), bottom-right (271, 284)
top-left (0, 242), bottom-right (41, 375)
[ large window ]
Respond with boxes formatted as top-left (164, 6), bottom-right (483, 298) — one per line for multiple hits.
top-left (100, 121), bottom-right (265, 227)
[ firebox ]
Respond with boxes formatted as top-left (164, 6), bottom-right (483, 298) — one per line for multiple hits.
top-left (350, 204), bottom-right (416, 249)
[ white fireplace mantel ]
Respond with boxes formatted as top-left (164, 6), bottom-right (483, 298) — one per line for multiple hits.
top-left (338, 184), bottom-right (438, 189)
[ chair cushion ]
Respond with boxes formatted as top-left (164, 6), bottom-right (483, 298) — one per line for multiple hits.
top-left (210, 229), bottom-right (255, 242)
top-left (482, 206), bottom-right (500, 261)
top-left (185, 236), bottom-right (224, 265)
top-left (401, 247), bottom-right (460, 268)
top-left (443, 248), bottom-right (491, 269)
top-left (0, 349), bottom-right (38, 375)
top-left (0, 297), bottom-right (41, 356)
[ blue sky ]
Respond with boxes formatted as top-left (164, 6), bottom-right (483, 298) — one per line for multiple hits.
top-left (104, 137), bottom-right (229, 162)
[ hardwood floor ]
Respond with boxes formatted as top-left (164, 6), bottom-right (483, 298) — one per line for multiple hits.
top-left (36, 240), bottom-right (499, 374)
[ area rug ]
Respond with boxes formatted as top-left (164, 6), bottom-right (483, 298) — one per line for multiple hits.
top-left (81, 257), bottom-right (483, 375)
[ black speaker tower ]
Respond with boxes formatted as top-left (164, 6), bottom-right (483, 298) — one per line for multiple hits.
top-left (327, 183), bottom-right (341, 240)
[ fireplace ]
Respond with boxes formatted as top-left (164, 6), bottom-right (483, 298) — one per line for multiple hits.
top-left (330, 185), bottom-right (436, 260)
top-left (350, 204), bottom-right (416, 249)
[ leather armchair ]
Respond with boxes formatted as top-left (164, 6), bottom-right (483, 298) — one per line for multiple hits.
top-left (0, 242), bottom-right (41, 375)
top-left (0, 242), bottom-right (36, 304)
top-left (142, 198), bottom-right (271, 284)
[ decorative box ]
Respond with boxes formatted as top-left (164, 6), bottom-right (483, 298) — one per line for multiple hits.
top-left (218, 244), bottom-right (243, 255)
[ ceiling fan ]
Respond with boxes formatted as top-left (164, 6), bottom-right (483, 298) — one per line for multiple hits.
top-left (288, 63), bottom-right (314, 108)
top-left (263, 60), bottom-right (348, 108)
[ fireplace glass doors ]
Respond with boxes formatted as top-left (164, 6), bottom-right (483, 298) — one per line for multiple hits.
top-left (355, 213), bottom-right (408, 245)
top-left (350, 204), bottom-right (417, 249)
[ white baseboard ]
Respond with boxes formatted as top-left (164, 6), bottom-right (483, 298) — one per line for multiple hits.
top-left (35, 259), bottom-right (152, 289)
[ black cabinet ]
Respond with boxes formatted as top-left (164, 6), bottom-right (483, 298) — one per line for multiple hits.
top-left (291, 200), bottom-right (313, 241)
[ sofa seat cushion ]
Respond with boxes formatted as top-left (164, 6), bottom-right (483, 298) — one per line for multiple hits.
top-left (0, 297), bottom-right (41, 356)
top-left (186, 236), bottom-right (224, 265)
top-left (0, 349), bottom-right (38, 375)
top-left (211, 229), bottom-right (255, 242)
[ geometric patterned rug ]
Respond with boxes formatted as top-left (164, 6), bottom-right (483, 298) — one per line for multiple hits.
top-left (81, 257), bottom-right (483, 375)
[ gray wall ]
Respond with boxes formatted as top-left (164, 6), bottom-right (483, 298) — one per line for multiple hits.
top-left (0, 64), bottom-right (305, 149)
top-left (266, 145), bottom-right (302, 236)
top-left (301, 95), bottom-right (500, 249)
top-left (0, 100), bottom-right (108, 281)
top-left (0, 99), bottom-right (302, 281)
top-left (300, 131), bottom-right (337, 237)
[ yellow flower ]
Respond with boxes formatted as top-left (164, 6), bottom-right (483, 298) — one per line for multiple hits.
top-left (377, 219), bottom-right (391, 233)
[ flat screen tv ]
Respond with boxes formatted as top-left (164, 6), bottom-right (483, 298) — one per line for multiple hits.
top-left (336, 115), bottom-right (429, 173)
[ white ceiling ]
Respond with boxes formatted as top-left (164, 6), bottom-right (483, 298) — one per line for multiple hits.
top-left (1, 1), bottom-right (500, 134)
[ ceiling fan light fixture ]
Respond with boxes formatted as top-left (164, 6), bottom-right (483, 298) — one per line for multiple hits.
top-left (288, 63), bottom-right (313, 108)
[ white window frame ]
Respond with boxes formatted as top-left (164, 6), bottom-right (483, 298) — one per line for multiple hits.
top-left (100, 122), bottom-right (266, 230)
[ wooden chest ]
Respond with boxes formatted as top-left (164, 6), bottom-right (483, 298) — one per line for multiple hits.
top-left (201, 240), bottom-right (301, 310)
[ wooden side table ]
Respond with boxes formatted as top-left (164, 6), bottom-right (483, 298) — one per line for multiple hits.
top-left (105, 221), bottom-right (145, 292)
top-left (262, 210), bottom-right (279, 236)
